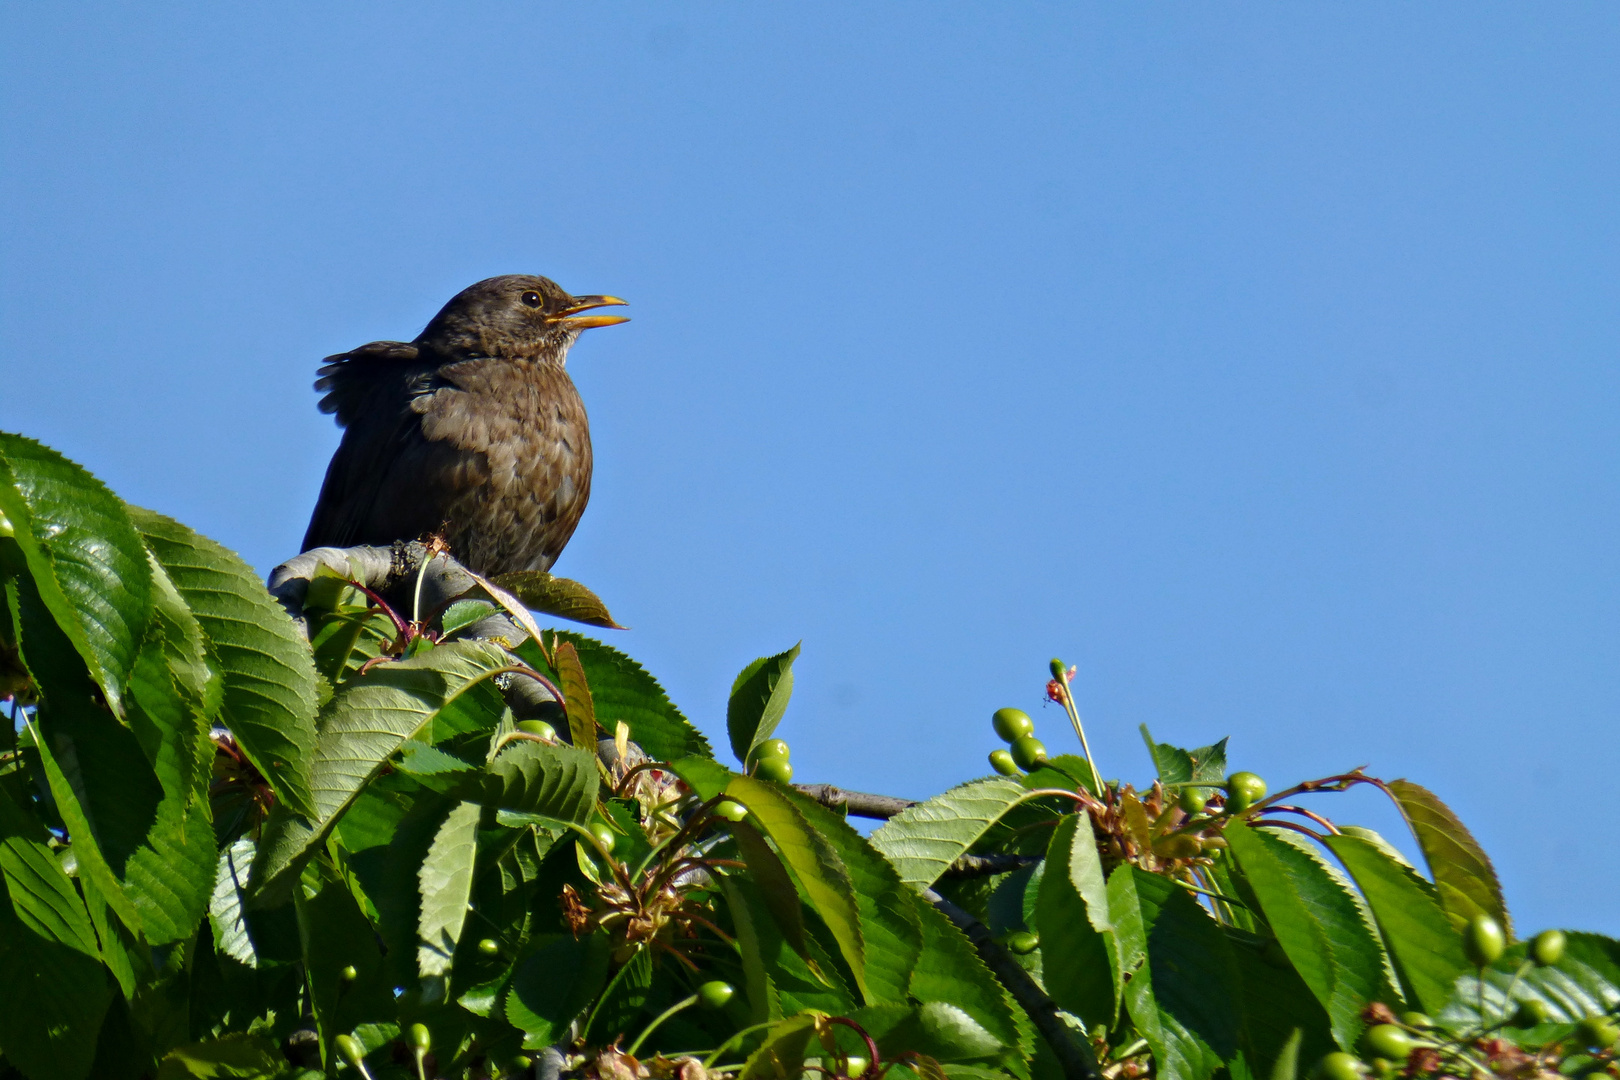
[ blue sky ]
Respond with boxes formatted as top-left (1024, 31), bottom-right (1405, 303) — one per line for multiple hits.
top-left (3, 4), bottom-right (1616, 934)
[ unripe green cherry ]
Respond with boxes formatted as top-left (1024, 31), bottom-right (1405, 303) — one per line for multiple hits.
top-left (1576, 1015), bottom-right (1620, 1049)
top-left (513, 1055), bottom-right (533, 1070)
top-left (1224, 772), bottom-right (1267, 813)
top-left (1178, 786), bottom-right (1208, 814)
top-left (410, 1022), bottom-right (432, 1054)
top-left (1462, 913), bottom-right (1506, 967)
top-left (1512, 999), bottom-right (1549, 1028)
top-left (843, 1055), bottom-right (869, 1077)
top-left (1399, 1012), bottom-right (1432, 1029)
top-left (992, 708), bottom-right (1034, 742)
top-left (339, 964), bottom-right (358, 982)
top-left (477, 937), bottom-right (501, 956)
top-left (335, 1034), bottom-right (367, 1069)
top-left (1531, 929), bottom-right (1565, 966)
top-left (753, 756), bottom-right (794, 784)
top-left (1362, 1025), bottom-right (1414, 1061)
top-left (713, 799), bottom-right (749, 822)
top-left (1314, 1051), bottom-right (1365, 1080)
top-left (0, 510), bottom-right (12, 538)
top-left (989, 749), bottom-right (1020, 776)
top-left (1006, 931), bottom-right (1039, 955)
top-left (1049, 658), bottom-right (1067, 679)
top-left (751, 738), bottom-right (790, 761)
top-left (516, 719), bottom-right (557, 740)
top-left (1009, 735), bottom-right (1048, 771)
top-left (588, 821), bottom-right (618, 854)
top-left (698, 980), bottom-right (735, 1010)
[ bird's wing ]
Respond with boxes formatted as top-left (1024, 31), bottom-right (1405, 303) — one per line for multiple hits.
top-left (302, 342), bottom-right (491, 552)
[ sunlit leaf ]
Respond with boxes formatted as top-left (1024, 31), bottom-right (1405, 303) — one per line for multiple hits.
top-left (1036, 812), bottom-right (1119, 1027)
top-left (870, 776), bottom-right (1030, 889)
top-left (1438, 932), bottom-right (1620, 1032)
top-left (726, 775), bottom-right (867, 1001)
top-left (1226, 822), bottom-right (1394, 1049)
top-left (132, 507), bottom-right (319, 818)
top-left (1386, 780), bottom-right (1510, 937)
top-left (417, 800), bottom-right (483, 981)
top-left (249, 641), bottom-right (512, 903)
top-left (726, 644), bottom-right (799, 765)
top-left (0, 432), bottom-right (152, 716)
top-left (540, 632), bottom-right (710, 761)
top-left (1324, 827), bottom-right (1468, 1014)
top-left (1110, 866), bottom-right (1240, 1080)
top-left (491, 570), bottom-right (624, 629)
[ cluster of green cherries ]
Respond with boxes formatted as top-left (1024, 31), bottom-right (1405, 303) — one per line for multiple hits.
top-left (745, 737), bottom-right (794, 785)
top-left (1314, 923), bottom-right (1619, 1080)
top-left (984, 709), bottom-right (1269, 816)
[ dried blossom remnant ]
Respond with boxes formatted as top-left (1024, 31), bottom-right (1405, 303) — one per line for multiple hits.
top-left (1362, 1002), bottom-right (1398, 1026)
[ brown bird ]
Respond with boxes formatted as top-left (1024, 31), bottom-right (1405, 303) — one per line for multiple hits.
top-left (302, 274), bottom-right (628, 576)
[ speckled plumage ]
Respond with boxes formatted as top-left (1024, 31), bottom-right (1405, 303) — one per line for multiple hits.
top-left (302, 274), bottom-right (626, 576)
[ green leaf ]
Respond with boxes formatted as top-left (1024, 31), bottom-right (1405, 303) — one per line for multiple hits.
top-left (0, 868), bottom-right (114, 1080)
top-left (726, 775), bottom-right (868, 1001)
top-left (721, 872), bottom-right (856, 1019)
top-left (417, 799), bottom-right (483, 981)
top-left (1323, 828), bottom-right (1468, 1014)
top-left (248, 640), bottom-right (513, 904)
top-left (784, 784), bottom-right (923, 1005)
top-left (506, 932), bottom-right (613, 1044)
top-left (0, 432), bottom-right (153, 716)
top-left (1437, 932), bottom-right (1620, 1031)
top-left (1110, 866), bottom-right (1240, 1080)
top-left (671, 756), bottom-right (734, 802)
top-left (154, 1034), bottom-right (284, 1079)
top-left (1138, 727), bottom-right (1228, 786)
top-left (846, 1002), bottom-right (1005, 1063)
top-left (726, 643), bottom-right (800, 765)
top-left (121, 557), bottom-right (219, 944)
top-left (870, 777), bottom-right (1031, 889)
top-left (910, 897), bottom-right (1024, 1066)
top-left (586, 946), bottom-right (654, 1043)
top-left (553, 639), bottom-right (600, 749)
top-left (490, 570), bottom-right (625, 629)
top-left (209, 838), bottom-right (258, 967)
top-left (545, 632), bottom-right (711, 761)
top-left (297, 867), bottom-right (393, 1063)
top-left (1227, 930), bottom-right (1335, 1080)
top-left (439, 598), bottom-right (497, 638)
top-left (1226, 822), bottom-right (1393, 1049)
top-left (1385, 779), bottom-right (1510, 937)
top-left (0, 784), bottom-right (99, 958)
top-left (9, 569), bottom-right (160, 931)
top-left (1036, 812), bottom-right (1119, 1027)
top-left (131, 507), bottom-right (319, 818)
top-left (476, 739), bottom-right (599, 823)
top-left (728, 817), bottom-right (811, 960)
top-left (739, 1013), bottom-right (821, 1080)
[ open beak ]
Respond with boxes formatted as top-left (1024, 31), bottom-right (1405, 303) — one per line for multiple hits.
top-left (552, 295), bottom-right (630, 330)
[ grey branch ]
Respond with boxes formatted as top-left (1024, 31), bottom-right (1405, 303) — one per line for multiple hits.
top-left (922, 888), bottom-right (1103, 1080)
top-left (792, 783), bottom-right (918, 819)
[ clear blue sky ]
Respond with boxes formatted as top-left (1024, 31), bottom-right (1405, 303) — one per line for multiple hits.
top-left (3, 5), bottom-right (1616, 935)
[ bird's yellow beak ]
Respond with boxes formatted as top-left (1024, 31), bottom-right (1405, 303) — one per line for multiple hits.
top-left (552, 295), bottom-right (630, 330)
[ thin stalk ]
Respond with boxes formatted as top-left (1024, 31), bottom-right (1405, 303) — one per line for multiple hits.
top-left (626, 993), bottom-right (700, 1057)
top-left (1053, 666), bottom-right (1105, 795)
top-left (1495, 957), bottom-right (1533, 1026)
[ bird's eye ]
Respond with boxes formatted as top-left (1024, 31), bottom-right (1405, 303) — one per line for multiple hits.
top-left (520, 291), bottom-right (543, 308)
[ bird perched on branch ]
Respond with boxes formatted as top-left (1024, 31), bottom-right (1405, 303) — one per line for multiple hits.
top-left (302, 274), bottom-right (628, 576)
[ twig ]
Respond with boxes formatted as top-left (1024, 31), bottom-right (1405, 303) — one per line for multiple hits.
top-left (922, 888), bottom-right (1103, 1080)
top-left (793, 784), bottom-right (917, 820)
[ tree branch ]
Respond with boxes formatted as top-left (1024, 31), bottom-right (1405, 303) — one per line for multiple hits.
top-left (792, 783), bottom-right (917, 820)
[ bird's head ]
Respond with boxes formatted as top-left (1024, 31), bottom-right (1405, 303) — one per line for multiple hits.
top-left (417, 274), bottom-right (629, 361)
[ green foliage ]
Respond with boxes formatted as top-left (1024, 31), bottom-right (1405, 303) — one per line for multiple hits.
top-left (0, 429), bottom-right (1615, 1080)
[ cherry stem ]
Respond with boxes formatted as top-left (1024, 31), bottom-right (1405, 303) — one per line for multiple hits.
top-left (1053, 666), bottom-right (1106, 795)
